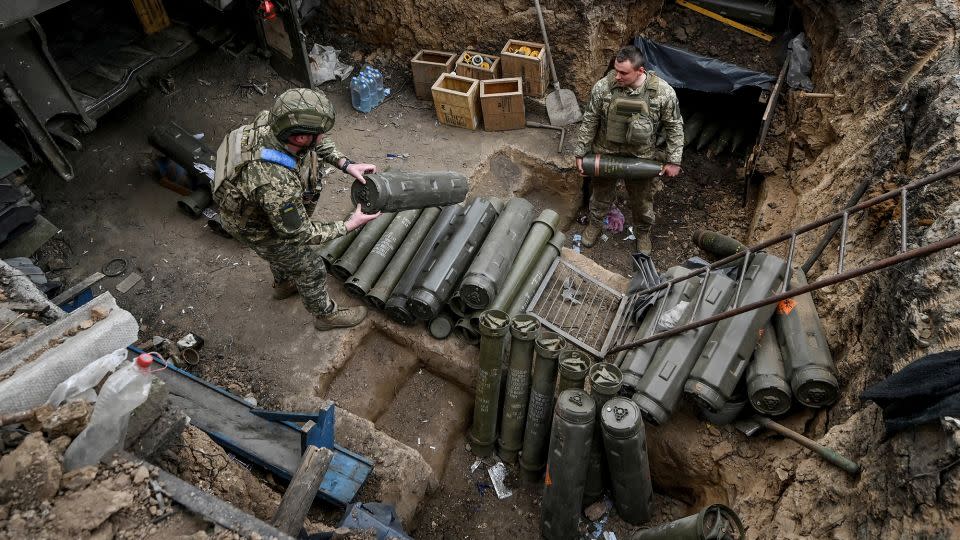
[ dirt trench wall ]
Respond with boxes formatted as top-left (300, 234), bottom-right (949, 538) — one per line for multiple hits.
top-left (738, 0), bottom-right (960, 537)
top-left (317, 0), bottom-right (661, 99)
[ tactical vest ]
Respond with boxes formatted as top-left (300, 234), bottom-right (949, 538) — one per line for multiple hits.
top-left (604, 74), bottom-right (660, 147)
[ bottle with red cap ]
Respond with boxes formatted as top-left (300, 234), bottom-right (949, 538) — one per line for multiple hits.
top-left (63, 353), bottom-right (156, 471)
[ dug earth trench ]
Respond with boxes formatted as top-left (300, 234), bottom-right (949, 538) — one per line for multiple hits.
top-left (17, 0), bottom-right (960, 538)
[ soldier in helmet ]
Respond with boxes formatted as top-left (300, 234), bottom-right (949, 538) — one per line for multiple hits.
top-left (573, 45), bottom-right (684, 254)
top-left (212, 88), bottom-right (380, 330)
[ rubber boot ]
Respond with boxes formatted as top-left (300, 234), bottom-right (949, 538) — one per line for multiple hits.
top-left (272, 279), bottom-right (298, 300)
top-left (314, 301), bottom-right (367, 330)
top-left (582, 224), bottom-right (602, 248)
top-left (635, 227), bottom-right (652, 254)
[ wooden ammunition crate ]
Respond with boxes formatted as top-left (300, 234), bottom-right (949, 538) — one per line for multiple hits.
top-left (432, 73), bottom-right (481, 130)
top-left (500, 39), bottom-right (547, 97)
top-left (480, 78), bottom-right (525, 131)
top-left (411, 50), bottom-right (457, 101)
top-left (454, 51), bottom-right (501, 81)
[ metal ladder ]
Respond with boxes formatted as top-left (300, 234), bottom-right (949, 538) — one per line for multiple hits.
top-left (604, 161), bottom-right (960, 357)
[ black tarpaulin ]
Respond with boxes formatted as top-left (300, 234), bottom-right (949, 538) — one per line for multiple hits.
top-left (633, 37), bottom-right (776, 94)
top-left (862, 350), bottom-right (960, 435)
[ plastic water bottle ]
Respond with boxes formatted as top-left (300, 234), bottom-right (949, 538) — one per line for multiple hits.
top-left (572, 234), bottom-right (583, 254)
top-left (350, 75), bottom-right (363, 111)
top-left (63, 353), bottom-right (155, 471)
top-left (371, 68), bottom-right (385, 102)
top-left (360, 75), bottom-right (375, 113)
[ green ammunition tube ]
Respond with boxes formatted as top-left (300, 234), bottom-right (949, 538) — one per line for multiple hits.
top-left (345, 209), bottom-right (421, 297)
top-left (331, 213), bottom-right (397, 281)
top-left (746, 323), bottom-right (792, 416)
top-left (490, 209), bottom-right (561, 312)
top-left (366, 207), bottom-right (441, 310)
top-left (506, 231), bottom-right (566, 316)
top-left (319, 229), bottom-right (359, 267)
top-left (351, 171), bottom-right (469, 214)
top-left (541, 389), bottom-right (596, 540)
top-left (630, 504), bottom-right (745, 540)
top-left (519, 332), bottom-right (566, 480)
top-left (469, 309), bottom-right (511, 457)
top-left (583, 362), bottom-right (622, 506)
top-left (460, 197), bottom-right (535, 310)
top-left (691, 230), bottom-right (746, 259)
top-left (497, 315), bottom-right (541, 463)
top-left (428, 312), bottom-right (455, 340)
top-left (454, 317), bottom-right (481, 345)
top-left (601, 397), bottom-right (652, 525)
top-left (557, 349), bottom-right (591, 393)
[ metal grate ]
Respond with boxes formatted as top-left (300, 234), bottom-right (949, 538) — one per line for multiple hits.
top-left (528, 258), bottom-right (625, 357)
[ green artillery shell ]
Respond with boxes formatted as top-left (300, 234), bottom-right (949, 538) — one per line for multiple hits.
top-left (385, 205), bottom-right (461, 324)
top-left (490, 209), bottom-right (561, 312)
top-left (331, 213), bottom-right (397, 281)
top-left (601, 397), bottom-right (652, 525)
top-left (541, 389), bottom-right (595, 540)
top-left (692, 229), bottom-right (746, 259)
top-left (460, 198), bottom-right (535, 310)
top-left (773, 270), bottom-right (839, 407)
top-left (583, 362), bottom-right (622, 506)
top-left (582, 153), bottom-right (663, 181)
top-left (407, 198), bottom-right (503, 321)
top-left (633, 271), bottom-right (736, 425)
top-left (707, 125), bottom-right (736, 157)
top-left (507, 231), bottom-right (566, 316)
top-left (685, 252), bottom-right (787, 413)
top-left (469, 310), bottom-right (511, 457)
top-left (345, 209), bottom-right (421, 297)
top-left (696, 122), bottom-right (721, 151)
top-left (684, 111), bottom-right (706, 146)
top-left (519, 332), bottom-right (567, 479)
top-left (351, 171), bottom-right (469, 214)
top-left (746, 323), bottom-right (792, 416)
top-left (366, 207), bottom-right (441, 310)
top-left (497, 315), bottom-right (541, 463)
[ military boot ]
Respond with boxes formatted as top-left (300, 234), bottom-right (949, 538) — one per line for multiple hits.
top-left (272, 279), bottom-right (299, 300)
top-left (314, 301), bottom-right (367, 331)
top-left (635, 227), bottom-right (652, 254)
top-left (582, 224), bottom-right (602, 248)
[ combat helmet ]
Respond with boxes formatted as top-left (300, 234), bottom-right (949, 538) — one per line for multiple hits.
top-left (270, 88), bottom-right (335, 141)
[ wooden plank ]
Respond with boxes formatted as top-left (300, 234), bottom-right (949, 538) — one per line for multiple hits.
top-left (480, 78), bottom-right (525, 131)
top-left (411, 50), bottom-right (457, 101)
top-left (743, 57), bottom-right (789, 204)
top-left (272, 446), bottom-right (334, 536)
top-left (500, 39), bottom-right (547, 97)
top-left (51, 272), bottom-right (105, 306)
top-left (676, 0), bottom-right (774, 42)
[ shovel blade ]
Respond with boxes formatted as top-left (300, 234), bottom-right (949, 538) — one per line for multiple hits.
top-left (546, 89), bottom-right (582, 127)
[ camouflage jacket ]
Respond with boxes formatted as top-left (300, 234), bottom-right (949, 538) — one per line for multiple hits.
top-left (213, 110), bottom-right (347, 246)
top-left (573, 71), bottom-right (684, 164)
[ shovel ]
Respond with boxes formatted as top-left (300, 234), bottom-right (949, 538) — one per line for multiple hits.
top-left (735, 415), bottom-right (861, 476)
top-left (533, 0), bottom-right (582, 126)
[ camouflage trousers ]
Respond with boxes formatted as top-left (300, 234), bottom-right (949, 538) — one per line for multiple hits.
top-left (248, 240), bottom-right (332, 317)
top-left (588, 175), bottom-right (662, 230)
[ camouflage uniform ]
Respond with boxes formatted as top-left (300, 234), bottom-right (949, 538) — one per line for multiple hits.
top-left (213, 90), bottom-right (348, 317)
top-left (573, 70), bottom-right (684, 229)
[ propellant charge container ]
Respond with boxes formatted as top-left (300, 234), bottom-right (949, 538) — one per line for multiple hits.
top-left (601, 397), bottom-right (652, 524)
top-left (557, 349), bottom-right (591, 393)
top-left (408, 198), bottom-right (503, 321)
top-left (541, 389), bottom-right (596, 540)
top-left (366, 207), bottom-right (441, 309)
top-left (385, 205), bottom-right (461, 324)
top-left (746, 323), bottom-right (791, 416)
top-left (345, 209), bottom-right (421, 297)
top-left (630, 504), bottom-right (745, 540)
top-left (583, 362), bottom-right (622, 505)
top-left (685, 252), bottom-right (786, 413)
top-left (331, 213), bottom-right (397, 280)
top-left (498, 314), bottom-right (541, 462)
top-left (319, 229), bottom-right (359, 267)
top-left (454, 316), bottom-right (480, 345)
top-left (448, 291), bottom-right (469, 319)
top-left (620, 267), bottom-right (689, 392)
top-left (773, 270), bottom-right (839, 407)
top-left (489, 210), bottom-right (561, 312)
top-left (692, 230), bottom-right (746, 259)
top-left (506, 231), bottom-right (565, 316)
top-left (469, 310), bottom-right (511, 457)
top-left (699, 383), bottom-right (747, 425)
top-left (633, 271), bottom-right (737, 425)
top-left (351, 171), bottom-right (469, 214)
top-left (460, 198), bottom-right (535, 310)
top-left (428, 312), bottom-right (455, 339)
top-left (582, 153), bottom-right (662, 181)
top-left (519, 332), bottom-right (566, 479)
